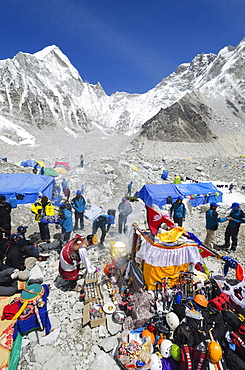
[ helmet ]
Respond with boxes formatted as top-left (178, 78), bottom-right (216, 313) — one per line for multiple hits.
top-left (166, 312), bottom-right (180, 331)
top-left (160, 339), bottom-right (172, 358)
top-left (194, 294), bottom-right (208, 308)
top-left (76, 190), bottom-right (82, 195)
top-left (171, 344), bottom-right (181, 362)
top-left (207, 341), bottom-right (222, 364)
top-left (150, 353), bottom-right (162, 370)
top-left (142, 329), bottom-right (155, 344)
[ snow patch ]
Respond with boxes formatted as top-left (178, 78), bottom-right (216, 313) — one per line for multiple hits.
top-left (0, 116), bottom-right (36, 146)
top-left (64, 126), bottom-right (78, 138)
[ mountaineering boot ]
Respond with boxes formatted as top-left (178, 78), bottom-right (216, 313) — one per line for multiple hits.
top-left (230, 246), bottom-right (237, 252)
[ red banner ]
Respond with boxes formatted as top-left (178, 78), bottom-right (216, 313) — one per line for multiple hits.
top-left (146, 205), bottom-right (175, 235)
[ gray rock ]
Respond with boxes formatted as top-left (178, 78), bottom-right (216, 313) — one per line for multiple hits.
top-left (90, 350), bottom-right (120, 370)
top-left (98, 335), bottom-right (119, 353)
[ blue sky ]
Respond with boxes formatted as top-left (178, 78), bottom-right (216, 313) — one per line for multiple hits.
top-left (1, 0), bottom-right (245, 95)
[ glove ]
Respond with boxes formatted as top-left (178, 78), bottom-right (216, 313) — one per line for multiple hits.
top-left (95, 267), bottom-right (100, 273)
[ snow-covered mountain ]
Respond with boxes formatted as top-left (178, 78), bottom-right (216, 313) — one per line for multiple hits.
top-left (0, 39), bottom-right (245, 143)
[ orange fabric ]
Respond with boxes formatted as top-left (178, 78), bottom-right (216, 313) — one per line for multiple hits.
top-left (143, 262), bottom-right (189, 289)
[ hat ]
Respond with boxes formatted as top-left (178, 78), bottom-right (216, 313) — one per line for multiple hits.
top-left (230, 202), bottom-right (240, 209)
top-left (210, 202), bottom-right (220, 207)
top-left (122, 197), bottom-right (127, 202)
top-left (177, 196), bottom-right (184, 201)
top-left (0, 195), bottom-right (6, 201)
top-left (16, 238), bottom-right (28, 248)
top-left (76, 190), bottom-right (82, 195)
top-left (17, 226), bottom-right (28, 232)
top-left (59, 203), bottom-right (66, 209)
top-left (9, 233), bottom-right (22, 241)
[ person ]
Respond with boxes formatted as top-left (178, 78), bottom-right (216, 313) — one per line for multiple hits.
top-left (58, 234), bottom-right (99, 291)
top-left (0, 195), bottom-right (12, 229)
top-left (71, 190), bottom-right (86, 230)
top-left (63, 186), bottom-right (70, 201)
top-left (228, 183), bottom-right (234, 193)
top-left (31, 195), bottom-right (55, 242)
top-left (92, 215), bottom-right (114, 246)
top-left (0, 224), bottom-right (11, 263)
top-left (126, 181), bottom-right (133, 196)
top-left (58, 203), bottom-right (73, 244)
top-left (17, 225), bottom-right (28, 238)
top-left (223, 202), bottom-right (245, 252)
top-left (5, 238), bottom-right (37, 280)
top-left (80, 154), bottom-right (84, 168)
top-left (0, 268), bottom-right (19, 296)
top-left (61, 178), bottom-right (67, 191)
top-left (204, 202), bottom-right (228, 248)
top-left (170, 196), bottom-right (186, 227)
top-left (118, 198), bottom-right (132, 234)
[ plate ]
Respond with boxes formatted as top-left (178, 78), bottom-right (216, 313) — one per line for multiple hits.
top-left (112, 310), bottom-right (126, 324)
top-left (103, 302), bottom-right (116, 314)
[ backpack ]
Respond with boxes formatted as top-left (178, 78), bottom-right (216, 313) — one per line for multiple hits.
top-left (230, 331), bottom-right (245, 359)
top-left (180, 344), bottom-right (193, 370)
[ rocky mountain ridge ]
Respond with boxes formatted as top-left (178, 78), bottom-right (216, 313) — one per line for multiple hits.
top-left (0, 39), bottom-right (244, 143)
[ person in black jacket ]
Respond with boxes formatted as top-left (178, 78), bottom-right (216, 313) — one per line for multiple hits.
top-left (6, 238), bottom-right (37, 280)
top-left (0, 196), bottom-right (12, 229)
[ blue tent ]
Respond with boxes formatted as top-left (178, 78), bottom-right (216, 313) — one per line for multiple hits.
top-left (20, 159), bottom-right (39, 168)
top-left (137, 182), bottom-right (222, 208)
top-left (137, 184), bottom-right (182, 208)
top-left (175, 182), bottom-right (222, 207)
top-left (0, 174), bottom-right (55, 205)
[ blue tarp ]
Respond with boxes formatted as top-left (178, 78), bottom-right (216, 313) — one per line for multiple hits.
top-left (20, 159), bottom-right (39, 168)
top-left (137, 184), bottom-right (182, 208)
top-left (175, 182), bottom-right (222, 207)
top-left (0, 174), bottom-right (55, 205)
top-left (137, 182), bottom-right (222, 208)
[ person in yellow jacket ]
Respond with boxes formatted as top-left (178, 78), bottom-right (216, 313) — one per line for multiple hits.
top-left (31, 195), bottom-right (54, 242)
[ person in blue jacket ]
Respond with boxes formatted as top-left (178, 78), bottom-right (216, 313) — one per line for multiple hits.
top-left (223, 202), bottom-right (245, 252)
top-left (170, 196), bottom-right (186, 227)
top-left (59, 203), bottom-right (73, 243)
top-left (92, 215), bottom-right (114, 246)
top-left (71, 190), bottom-right (86, 230)
top-left (204, 202), bottom-right (228, 249)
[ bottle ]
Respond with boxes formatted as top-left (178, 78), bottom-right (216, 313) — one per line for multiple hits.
top-left (126, 301), bottom-right (133, 316)
top-left (120, 297), bottom-right (128, 312)
top-left (79, 288), bottom-right (85, 302)
top-left (120, 284), bottom-right (126, 296)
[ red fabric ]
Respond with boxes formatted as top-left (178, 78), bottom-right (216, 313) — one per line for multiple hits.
top-left (146, 205), bottom-right (175, 235)
top-left (209, 293), bottom-right (230, 311)
top-left (59, 234), bottom-right (85, 281)
top-left (1, 300), bottom-right (20, 320)
top-left (236, 263), bottom-right (245, 281)
top-left (54, 162), bottom-right (70, 170)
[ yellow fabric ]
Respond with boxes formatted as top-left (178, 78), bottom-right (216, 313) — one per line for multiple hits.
top-left (143, 262), bottom-right (189, 289)
top-left (156, 227), bottom-right (186, 243)
top-left (12, 301), bottom-right (28, 320)
top-left (31, 199), bottom-right (55, 222)
top-left (36, 160), bottom-right (45, 168)
top-left (54, 167), bottom-right (67, 174)
top-left (131, 164), bottom-right (139, 171)
top-left (0, 294), bottom-right (20, 370)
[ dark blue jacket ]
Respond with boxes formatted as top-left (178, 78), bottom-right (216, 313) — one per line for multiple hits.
top-left (92, 215), bottom-right (111, 228)
top-left (228, 208), bottom-right (245, 228)
top-left (205, 209), bottom-right (227, 230)
top-left (170, 202), bottom-right (186, 218)
top-left (71, 196), bottom-right (86, 213)
top-left (59, 209), bottom-right (73, 232)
